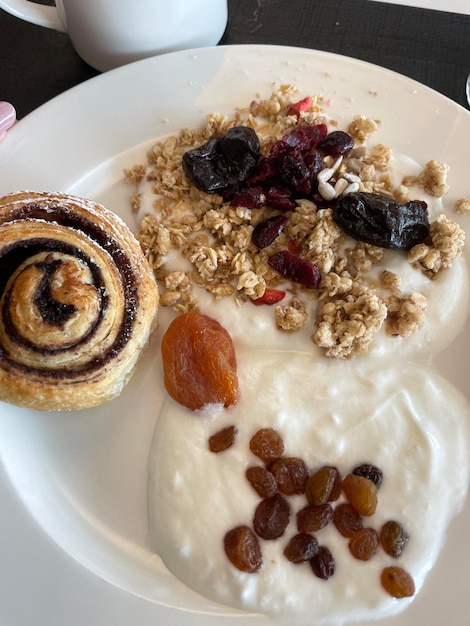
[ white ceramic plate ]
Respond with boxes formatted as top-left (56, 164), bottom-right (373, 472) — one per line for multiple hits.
top-left (0, 45), bottom-right (469, 626)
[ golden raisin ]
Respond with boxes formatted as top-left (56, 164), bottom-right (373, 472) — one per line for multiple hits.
top-left (284, 533), bottom-right (319, 563)
top-left (249, 428), bottom-right (285, 463)
top-left (224, 525), bottom-right (263, 573)
top-left (305, 466), bottom-right (342, 504)
top-left (246, 466), bottom-right (278, 498)
top-left (161, 312), bottom-right (240, 411)
top-left (348, 527), bottom-right (379, 561)
top-left (333, 503), bottom-right (363, 538)
top-left (208, 425), bottom-right (238, 453)
top-left (380, 566), bottom-right (415, 598)
top-left (342, 473), bottom-right (378, 516)
top-left (380, 520), bottom-right (409, 557)
top-left (269, 457), bottom-right (309, 495)
top-left (297, 503), bottom-right (333, 532)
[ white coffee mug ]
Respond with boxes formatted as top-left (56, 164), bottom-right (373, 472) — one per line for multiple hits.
top-left (0, 0), bottom-right (228, 72)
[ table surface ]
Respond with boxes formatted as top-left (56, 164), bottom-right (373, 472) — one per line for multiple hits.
top-left (1, 0), bottom-right (469, 121)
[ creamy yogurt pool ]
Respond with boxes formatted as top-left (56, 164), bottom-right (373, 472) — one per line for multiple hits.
top-left (149, 351), bottom-right (470, 622)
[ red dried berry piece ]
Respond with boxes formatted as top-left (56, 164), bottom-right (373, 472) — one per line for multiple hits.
top-left (380, 566), bottom-right (415, 598)
top-left (380, 520), bottom-right (410, 558)
top-left (224, 525), bottom-right (263, 573)
top-left (333, 503), bottom-right (363, 538)
top-left (352, 463), bottom-right (384, 489)
top-left (297, 503), bottom-right (333, 532)
top-left (265, 186), bottom-right (297, 211)
top-left (268, 250), bottom-right (321, 288)
top-left (269, 457), bottom-right (309, 495)
top-left (250, 288), bottom-right (286, 306)
top-left (230, 186), bottom-right (267, 209)
top-left (342, 473), bottom-right (378, 516)
top-left (286, 96), bottom-right (312, 118)
top-left (246, 156), bottom-right (278, 186)
top-left (310, 545), bottom-right (335, 580)
top-left (246, 466), bottom-right (278, 498)
top-left (208, 425), bottom-right (238, 453)
top-left (271, 124), bottom-right (328, 156)
top-left (252, 214), bottom-right (289, 249)
top-left (305, 466), bottom-right (342, 505)
top-left (279, 150), bottom-right (312, 194)
top-left (284, 533), bottom-right (319, 563)
top-left (348, 527), bottom-right (379, 561)
top-left (253, 493), bottom-right (291, 540)
top-left (319, 130), bottom-right (354, 158)
top-left (249, 428), bottom-right (285, 463)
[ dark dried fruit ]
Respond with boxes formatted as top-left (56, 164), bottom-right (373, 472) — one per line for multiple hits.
top-left (249, 428), bottom-right (285, 463)
top-left (333, 503), bottom-right (363, 538)
top-left (310, 545), bottom-right (335, 580)
top-left (269, 457), bottom-right (309, 495)
top-left (342, 473), bottom-right (378, 516)
top-left (250, 288), bottom-right (286, 306)
top-left (348, 527), bottom-right (379, 561)
top-left (224, 525), bottom-right (263, 573)
top-left (208, 425), bottom-right (238, 453)
top-left (352, 464), bottom-right (384, 489)
top-left (265, 186), bottom-right (297, 211)
top-left (246, 466), bottom-right (278, 498)
top-left (284, 533), bottom-right (319, 563)
top-left (279, 150), bottom-right (312, 194)
top-left (252, 214), bottom-right (289, 249)
top-left (380, 566), bottom-right (415, 598)
top-left (182, 126), bottom-right (260, 193)
top-left (319, 130), bottom-right (354, 158)
top-left (380, 520), bottom-right (410, 558)
top-left (297, 503), bottom-right (333, 532)
top-left (270, 124), bottom-right (328, 156)
top-left (333, 192), bottom-right (429, 250)
top-left (253, 493), bottom-right (291, 540)
top-left (268, 250), bottom-right (321, 288)
top-left (230, 186), bottom-right (266, 209)
top-left (305, 466), bottom-right (342, 505)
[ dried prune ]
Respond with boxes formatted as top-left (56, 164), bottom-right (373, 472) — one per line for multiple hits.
top-left (342, 473), bottom-right (378, 516)
top-left (284, 533), bottom-right (319, 563)
top-left (182, 126), bottom-right (260, 193)
top-left (333, 503), bottom-right (363, 538)
top-left (352, 463), bottom-right (384, 489)
top-left (208, 425), bottom-right (238, 453)
top-left (297, 503), bottom-right (333, 532)
top-left (319, 130), bottom-right (354, 158)
top-left (380, 566), bottom-right (415, 598)
top-left (310, 545), bottom-right (335, 580)
top-left (249, 428), bottom-right (285, 463)
top-left (333, 192), bottom-right (430, 250)
top-left (268, 250), bottom-right (321, 288)
top-left (252, 214), bottom-right (289, 249)
top-left (348, 527), bottom-right (379, 561)
top-left (269, 457), bottom-right (309, 495)
top-left (253, 493), bottom-right (291, 540)
top-left (246, 466), bottom-right (278, 498)
top-left (224, 525), bottom-right (263, 573)
top-left (161, 312), bottom-right (239, 411)
top-left (305, 466), bottom-right (342, 505)
top-left (380, 520), bottom-right (409, 558)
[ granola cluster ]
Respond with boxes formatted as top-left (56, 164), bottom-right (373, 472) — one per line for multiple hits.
top-left (129, 86), bottom-right (465, 358)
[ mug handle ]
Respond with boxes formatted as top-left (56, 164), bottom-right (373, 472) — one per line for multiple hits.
top-left (0, 0), bottom-right (64, 31)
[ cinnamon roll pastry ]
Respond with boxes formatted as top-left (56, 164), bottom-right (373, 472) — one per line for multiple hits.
top-left (0, 191), bottom-right (159, 411)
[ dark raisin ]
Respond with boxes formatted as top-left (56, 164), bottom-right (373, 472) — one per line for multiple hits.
top-left (224, 525), bottom-right (263, 573)
top-left (269, 457), bottom-right (309, 495)
top-left (246, 466), bottom-right (278, 498)
top-left (249, 428), bottom-right (285, 463)
top-left (333, 192), bottom-right (429, 250)
top-left (310, 545), bottom-right (335, 580)
top-left (381, 566), bottom-right (415, 598)
top-left (380, 520), bottom-right (410, 558)
top-left (352, 464), bottom-right (384, 489)
top-left (297, 503), bottom-right (333, 532)
top-left (305, 466), bottom-right (342, 505)
top-left (253, 493), bottom-right (291, 540)
top-left (268, 250), bottom-right (321, 288)
top-left (252, 214), bottom-right (289, 249)
top-left (208, 425), bottom-right (238, 453)
top-left (319, 130), bottom-right (354, 158)
top-left (284, 533), bottom-right (319, 563)
top-left (348, 527), bottom-right (379, 561)
top-left (333, 503), bottom-right (363, 538)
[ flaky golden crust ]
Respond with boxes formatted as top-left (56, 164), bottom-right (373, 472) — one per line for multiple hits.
top-left (0, 191), bottom-right (159, 411)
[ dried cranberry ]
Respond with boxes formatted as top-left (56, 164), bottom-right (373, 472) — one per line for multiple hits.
top-left (319, 130), bottom-right (354, 157)
top-left (253, 493), bottom-right (291, 540)
top-left (265, 187), bottom-right (297, 211)
top-left (268, 250), bottom-right (321, 288)
top-left (250, 288), bottom-right (286, 306)
top-left (252, 214), bottom-right (289, 249)
top-left (279, 150), bottom-right (312, 194)
top-left (230, 186), bottom-right (266, 209)
top-left (271, 124), bottom-right (328, 156)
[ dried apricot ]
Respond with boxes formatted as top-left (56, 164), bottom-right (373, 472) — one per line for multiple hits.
top-left (246, 466), bottom-right (278, 498)
top-left (284, 533), bottom-right (319, 563)
top-left (224, 525), bottom-right (263, 573)
top-left (161, 312), bottom-right (240, 411)
top-left (333, 503), bottom-right (363, 538)
top-left (380, 520), bottom-right (409, 558)
top-left (249, 428), bottom-right (285, 463)
top-left (380, 566), bottom-right (415, 598)
top-left (348, 527), bottom-right (379, 561)
top-left (305, 466), bottom-right (342, 504)
top-left (269, 457), bottom-right (309, 495)
top-left (253, 493), bottom-right (291, 540)
top-left (342, 473), bottom-right (378, 516)
top-left (208, 425), bottom-right (238, 453)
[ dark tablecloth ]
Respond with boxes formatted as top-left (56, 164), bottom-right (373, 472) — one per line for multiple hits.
top-left (1, 0), bottom-right (469, 120)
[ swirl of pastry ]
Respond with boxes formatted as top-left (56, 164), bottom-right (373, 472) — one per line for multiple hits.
top-left (0, 191), bottom-right (159, 411)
